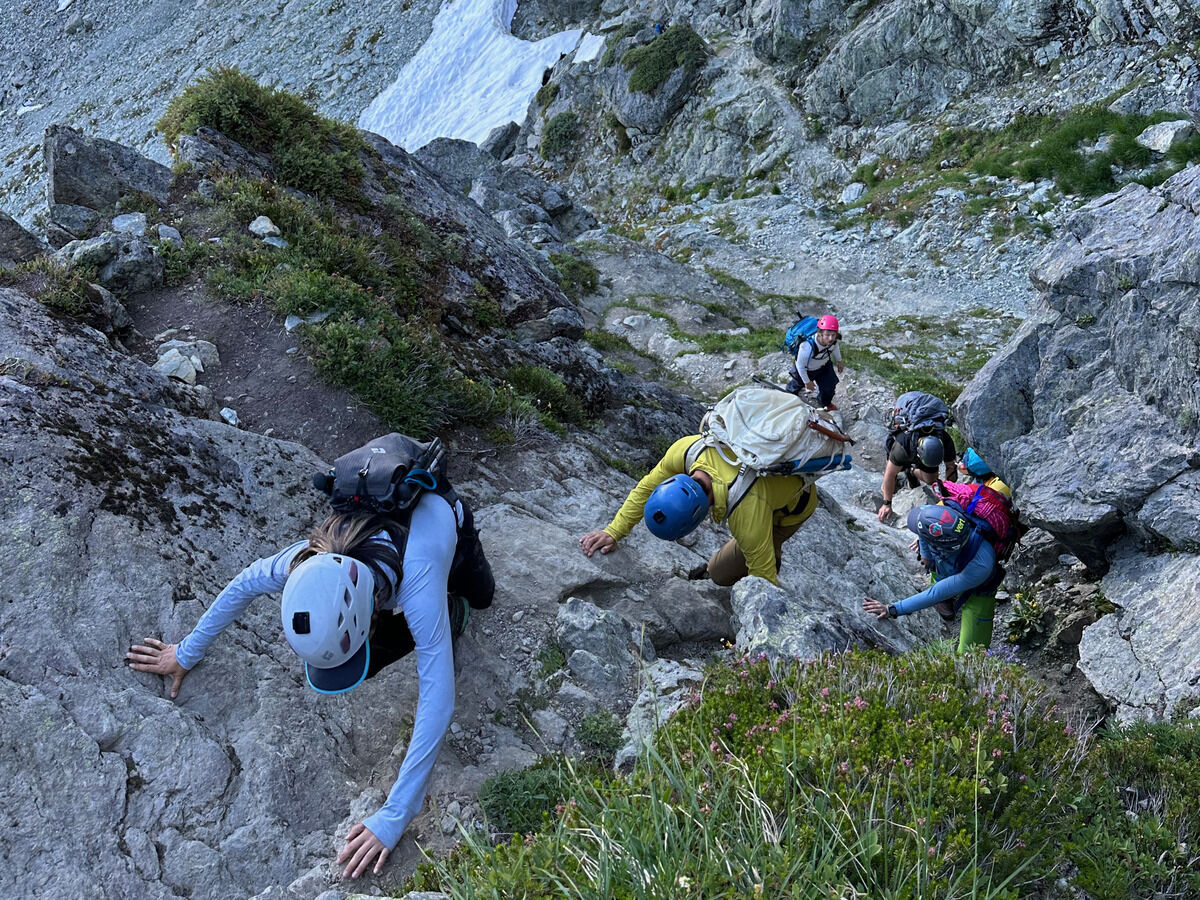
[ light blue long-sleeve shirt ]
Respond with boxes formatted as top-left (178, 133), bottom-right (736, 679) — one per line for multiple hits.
top-left (175, 492), bottom-right (458, 850)
top-left (892, 537), bottom-right (996, 616)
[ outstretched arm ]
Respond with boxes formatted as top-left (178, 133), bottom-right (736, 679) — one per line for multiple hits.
top-left (581, 436), bottom-right (696, 552)
top-left (345, 497), bottom-right (456, 876)
top-left (126, 540), bottom-right (306, 698)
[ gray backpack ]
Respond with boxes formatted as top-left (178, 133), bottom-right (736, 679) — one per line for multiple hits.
top-left (887, 392), bottom-right (952, 434)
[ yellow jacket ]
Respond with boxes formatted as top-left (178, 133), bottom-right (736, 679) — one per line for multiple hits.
top-left (602, 435), bottom-right (818, 585)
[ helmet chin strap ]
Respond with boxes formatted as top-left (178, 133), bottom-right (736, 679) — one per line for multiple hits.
top-left (688, 469), bottom-right (715, 504)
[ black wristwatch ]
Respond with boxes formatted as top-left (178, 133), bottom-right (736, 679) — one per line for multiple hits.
top-left (887, 604), bottom-right (898, 619)
top-left (882, 500), bottom-right (892, 507)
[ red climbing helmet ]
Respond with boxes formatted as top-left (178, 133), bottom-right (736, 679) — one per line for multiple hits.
top-left (817, 315), bottom-right (839, 332)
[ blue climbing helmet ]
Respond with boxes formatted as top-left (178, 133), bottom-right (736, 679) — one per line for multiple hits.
top-left (906, 504), bottom-right (971, 552)
top-left (644, 474), bottom-right (709, 540)
top-left (961, 447), bottom-right (993, 478)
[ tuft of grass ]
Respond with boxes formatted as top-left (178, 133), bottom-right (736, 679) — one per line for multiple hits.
top-left (536, 644), bottom-right (566, 677)
top-left (535, 81), bottom-right (559, 110)
top-left (843, 346), bottom-right (963, 402)
top-left (549, 252), bottom-right (599, 300)
top-left (578, 710), bottom-right (624, 762)
top-left (158, 66), bottom-right (366, 202)
top-left (505, 364), bottom-right (587, 428)
top-left (621, 25), bottom-right (708, 94)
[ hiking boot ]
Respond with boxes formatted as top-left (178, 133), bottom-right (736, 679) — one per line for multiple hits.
top-left (686, 562), bottom-right (709, 581)
top-left (449, 594), bottom-right (469, 640)
top-left (935, 601), bottom-right (955, 623)
top-left (824, 402), bottom-right (838, 411)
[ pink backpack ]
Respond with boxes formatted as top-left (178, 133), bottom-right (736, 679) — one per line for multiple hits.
top-left (934, 480), bottom-right (1023, 560)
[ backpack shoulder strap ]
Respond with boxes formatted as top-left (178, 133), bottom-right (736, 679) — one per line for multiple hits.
top-left (726, 466), bottom-right (759, 518)
top-left (685, 437), bottom-right (706, 472)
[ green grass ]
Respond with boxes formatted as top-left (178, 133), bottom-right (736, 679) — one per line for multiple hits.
top-left (845, 104), bottom-right (1200, 228)
top-left (690, 327), bottom-right (784, 355)
top-left (158, 66), bottom-right (366, 202)
top-left (0, 258), bottom-right (102, 323)
top-left (549, 252), bottom-right (599, 300)
top-left (505, 364), bottom-right (587, 429)
top-left (408, 645), bottom-right (1200, 898)
top-left (843, 346), bottom-right (964, 402)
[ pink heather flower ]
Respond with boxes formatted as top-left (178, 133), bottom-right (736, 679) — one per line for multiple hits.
top-left (710, 741), bottom-right (720, 752)
top-left (728, 713), bottom-right (739, 722)
top-left (928, 846), bottom-right (937, 857)
top-left (820, 703), bottom-right (829, 713)
top-left (768, 701), bottom-right (778, 710)
top-left (1016, 839), bottom-right (1026, 849)
top-left (1019, 775), bottom-right (1027, 782)
top-left (1002, 721), bottom-right (1014, 735)
top-left (903, 758), bottom-right (914, 768)
top-left (993, 748), bottom-right (1002, 758)
top-left (839, 760), bottom-right (850, 773)
top-left (820, 687), bottom-right (830, 697)
top-left (853, 696), bottom-right (868, 710)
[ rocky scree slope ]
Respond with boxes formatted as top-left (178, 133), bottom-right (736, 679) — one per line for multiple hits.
top-left (0, 0), bottom-right (444, 225)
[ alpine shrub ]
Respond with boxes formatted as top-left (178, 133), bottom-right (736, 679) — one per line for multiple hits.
top-left (621, 25), bottom-right (708, 94)
top-left (158, 66), bottom-right (366, 201)
top-left (540, 111), bottom-right (579, 160)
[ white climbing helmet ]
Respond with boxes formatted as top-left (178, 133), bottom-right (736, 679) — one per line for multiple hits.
top-left (281, 553), bottom-right (375, 694)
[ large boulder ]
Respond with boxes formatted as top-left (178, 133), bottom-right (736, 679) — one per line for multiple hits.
top-left (45, 124), bottom-right (173, 210)
top-left (803, 0), bottom-right (1066, 124)
top-left (958, 168), bottom-right (1200, 570)
top-left (1078, 550), bottom-right (1200, 723)
top-left (0, 208), bottom-right (45, 263)
top-left (958, 167), bottom-right (1200, 723)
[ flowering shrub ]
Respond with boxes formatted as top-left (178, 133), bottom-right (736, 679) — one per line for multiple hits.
top-left (410, 646), bottom-right (1199, 899)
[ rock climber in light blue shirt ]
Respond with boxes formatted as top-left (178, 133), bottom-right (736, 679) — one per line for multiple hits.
top-left (126, 490), bottom-right (494, 879)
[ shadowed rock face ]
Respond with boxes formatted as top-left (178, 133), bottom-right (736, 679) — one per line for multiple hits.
top-left (958, 166), bottom-right (1200, 571)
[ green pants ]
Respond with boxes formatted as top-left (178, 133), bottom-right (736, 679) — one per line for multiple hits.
top-left (956, 592), bottom-right (996, 652)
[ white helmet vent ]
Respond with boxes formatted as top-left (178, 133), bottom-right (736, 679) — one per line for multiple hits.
top-left (281, 553), bottom-right (376, 671)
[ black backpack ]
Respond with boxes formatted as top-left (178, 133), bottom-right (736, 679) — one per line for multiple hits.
top-left (312, 433), bottom-right (495, 611)
top-left (312, 433), bottom-right (451, 514)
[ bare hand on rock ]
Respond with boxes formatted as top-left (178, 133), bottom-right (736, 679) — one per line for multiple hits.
top-left (126, 637), bottom-right (189, 699)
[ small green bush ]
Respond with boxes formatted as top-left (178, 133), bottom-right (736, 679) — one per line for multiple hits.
top-left (478, 761), bottom-right (579, 834)
top-left (158, 66), bottom-right (366, 201)
top-left (621, 25), bottom-right (708, 94)
top-left (535, 81), bottom-right (559, 110)
top-left (600, 21), bottom-right (644, 68)
top-left (540, 111), bottom-right (579, 160)
top-left (536, 644), bottom-right (566, 677)
top-left (505, 364), bottom-right (586, 427)
top-left (584, 328), bottom-right (635, 354)
top-left (548, 252), bottom-right (598, 299)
